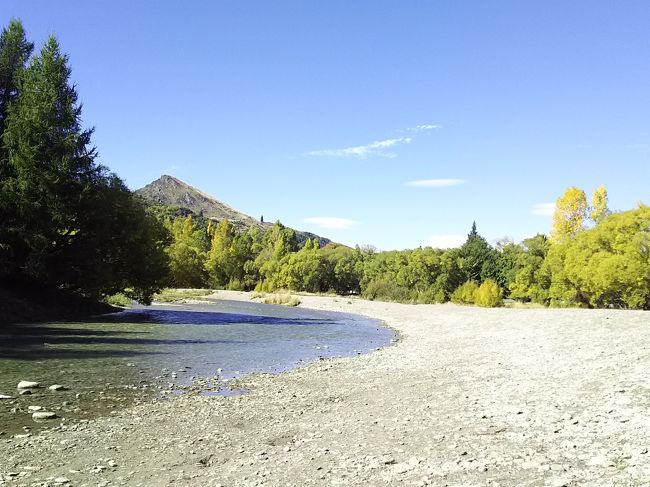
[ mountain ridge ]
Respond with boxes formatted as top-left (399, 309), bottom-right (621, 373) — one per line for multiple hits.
top-left (135, 175), bottom-right (331, 246)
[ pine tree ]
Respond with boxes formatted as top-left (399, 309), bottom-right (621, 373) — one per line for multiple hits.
top-left (0, 19), bottom-right (33, 278)
top-left (0, 19), bottom-right (33, 159)
top-left (2, 35), bottom-right (98, 282)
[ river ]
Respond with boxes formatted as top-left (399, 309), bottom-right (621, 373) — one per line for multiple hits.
top-left (0, 298), bottom-right (393, 436)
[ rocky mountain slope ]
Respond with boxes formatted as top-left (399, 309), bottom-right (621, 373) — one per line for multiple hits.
top-left (136, 175), bottom-right (330, 245)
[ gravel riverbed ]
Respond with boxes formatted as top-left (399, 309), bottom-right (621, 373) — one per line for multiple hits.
top-left (1, 292), bottom-right (649, 486)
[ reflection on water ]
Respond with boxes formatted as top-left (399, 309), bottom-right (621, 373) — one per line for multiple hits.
top-left (0, 299), bottom-right (392, 435)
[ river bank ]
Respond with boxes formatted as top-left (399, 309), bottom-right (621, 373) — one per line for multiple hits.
top-left (2, 292), bottom-right (650, 486)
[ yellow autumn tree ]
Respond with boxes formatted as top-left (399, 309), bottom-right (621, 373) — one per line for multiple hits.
top-left (590, 185), bottom-right (610, 224)
top-left (551, 187), bottom-right (588, 241)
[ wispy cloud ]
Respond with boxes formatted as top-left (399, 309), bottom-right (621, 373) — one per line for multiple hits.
top-left (426, 234), bottom-right (466, 249)
top-left (405, 178), bottom-right (466, 188)
top-left (407, 124), bottom-right (441, 133)
top-left (304, 137), bottom-right (412, 159)
top-left (303, 217), bottom-right (359, 230)
top-left (532, 203), bottom-right (556, 216)
top-left (304, 123), bottom-right (440, 159)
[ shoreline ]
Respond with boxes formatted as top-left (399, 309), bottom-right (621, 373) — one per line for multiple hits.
top-left (2, 294), bottom-right (650, 485)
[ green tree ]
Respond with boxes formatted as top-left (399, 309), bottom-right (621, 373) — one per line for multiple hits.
top-left (166, 216), bottom-right (207, 288)
top-left (0, 19), bottom-right (34, 276)
top-left (0, 19), bottom-right (33, 157)
top-left (509, 234), bottom-right (551, 303)
top-left (205, 220), bottom-right (237, 288)
top-left (1, 31), bottom-right (168, 303)
top-left (548, 205), bottom-right (650, 309)
top-left (459, 222), bottom-right (497, 282)
top-left (2, 35), bottom-right (100, 284)
top-left (474, 279), bottom-right (503, 307)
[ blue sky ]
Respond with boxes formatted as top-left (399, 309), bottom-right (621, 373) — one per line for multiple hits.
top-left (3, 1), bottom-right (649, 249)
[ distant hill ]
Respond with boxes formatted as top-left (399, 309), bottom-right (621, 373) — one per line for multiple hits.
top-left (135, 175), bottom-right (331, 246)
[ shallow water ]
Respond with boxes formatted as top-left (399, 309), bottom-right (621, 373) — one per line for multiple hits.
top-left (0, 299), bottom-right (392, 435)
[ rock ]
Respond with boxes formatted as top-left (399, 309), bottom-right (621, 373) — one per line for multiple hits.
top-left (17, 381), bottom-right (39, 389)
top-left (0, 394), bottom-right (13, 399)
top-left (54, 477), bottom-right (70, 484)
top-left (28, 406), bottom-right (43, 412)
top-left (49, 384), bottom-right (67, 391)
top-left (19, 390), bottom-right (32, 395)
top-left (32, 411), bottom-right (57, 420)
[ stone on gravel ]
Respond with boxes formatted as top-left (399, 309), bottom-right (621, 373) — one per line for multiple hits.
top-left (32, 411), bottom-right (57, 420)
top-left (49, 384), bottom-right (67, 391)
top-left (0, 394), bottom-right (13, 399)
top-left (17, 381), bottom-right (39, 389)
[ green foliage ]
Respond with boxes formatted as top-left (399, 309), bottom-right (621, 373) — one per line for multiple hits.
top-left (166, 216), bottom-right (208, 288)
top-left (362, 278), bottom-right (411, 302)
top-left (474, 279), bottom-right (503, 307)
top-left (105, 293), bottom-right (131, 307)
top-left (509, 234), bottom-right (551, 303)
top-left (546, 205), bottom-right (650, 309)
top-left (0, 25), bottom-right (168, 305)
top-left (263, 294), bottom-right (301, 306)
top-left (459, 222), bottom-right (499, 283)
top-left (153, 288), bottom-right (213, 303)
top-left (451, 280), bottom-right (479, 304)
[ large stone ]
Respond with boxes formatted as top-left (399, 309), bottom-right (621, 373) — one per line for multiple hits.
top-left (32, 411), bottom-right (57, 420)
top-left (17, 381), bottom-right (39, 389)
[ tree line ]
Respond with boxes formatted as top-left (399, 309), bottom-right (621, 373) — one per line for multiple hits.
top-left (2, 19), bottom-right (648, 312)
top-left (0, 20), bottom-right (168, 305)
top-left (158, 185), bottom-right (650, 310)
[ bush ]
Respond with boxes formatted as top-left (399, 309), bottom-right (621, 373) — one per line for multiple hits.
top-left (416, 286), bottom-right (447, 304)
top-left (263, 294), bottom-right (301, 306)
top-left (474, 279), bottom-right (503, 307)
top-left (105, 293), bottom-right (131, 307)
top-left (451, 280), bottom-right (479, 304)
top-left (362, 279), bottom-right (410, 303)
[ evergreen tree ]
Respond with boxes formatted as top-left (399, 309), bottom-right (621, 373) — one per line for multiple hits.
top-left (0, 19), bottom-right (33, 277)
top-left (0, 19), bottom-right (33, 157)
top-left (2, 35), bottom-right (100, 283)
top-left (459, 222), bottom-right (496, 282)
top-left (1, 29), bottom-right (168, 303)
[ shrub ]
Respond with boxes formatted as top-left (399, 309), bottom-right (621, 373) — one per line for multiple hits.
top-left (451, 280), bottom-right (479, 304)
top-left (105, 293), bottom-right (131, 307)
top-left (474, 279), bottom-right (503, 307)
top-left (416, 286), bottom-right (447, 304)
top-left (263, 294), bottom-right (301, 306)
top-left (362, 279), bottom-right (410, 303)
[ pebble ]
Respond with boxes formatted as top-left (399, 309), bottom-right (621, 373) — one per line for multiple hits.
top-left (54, 477), bottom-right (70, 484)
top-left (0, 394), bottom-right (13, 399)
top-left (28, 406), bottom-right (43, 412)
top-left (18, 389), bottom-right (32, 395)
top-left (17, 381), bottom-right (39, 389)
top-left (49, 384), bottom-right (67, 391)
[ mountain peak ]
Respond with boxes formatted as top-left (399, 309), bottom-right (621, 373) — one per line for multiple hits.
top-left (135, 175), bottom-right (331, 246)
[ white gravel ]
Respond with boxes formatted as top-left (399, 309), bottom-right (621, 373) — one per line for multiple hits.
top-left (1, 292), bottom-right (649, 486)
